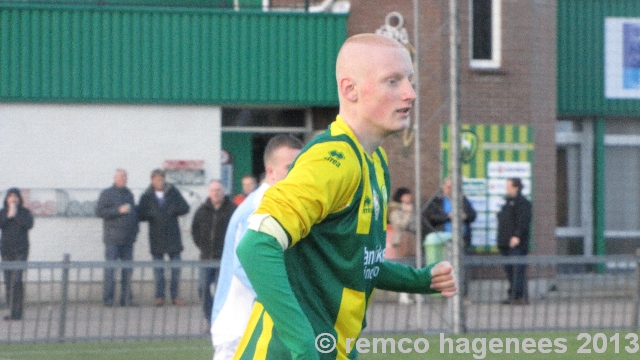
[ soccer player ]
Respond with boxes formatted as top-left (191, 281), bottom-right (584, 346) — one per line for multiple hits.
top-left (210, 135), bottom-right (304, 360)
top-left (235, 33), bottom-right (457, 360)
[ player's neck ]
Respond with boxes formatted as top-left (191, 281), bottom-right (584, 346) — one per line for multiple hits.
top-left (340, 115), bottom-right (384, 155)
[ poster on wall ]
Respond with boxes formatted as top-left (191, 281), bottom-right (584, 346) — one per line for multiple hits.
top-left (605, 17), bottom-right (640, 99)
top-left (441, 124), bottom-right (534, 253)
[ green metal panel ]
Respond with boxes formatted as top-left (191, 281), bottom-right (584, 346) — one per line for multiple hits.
top-left (558, 0), bottom-right (640, 116)
top-left (0, 4), bottom-right (347, 106)
top-left (222, 132), bottom-right (253, 195)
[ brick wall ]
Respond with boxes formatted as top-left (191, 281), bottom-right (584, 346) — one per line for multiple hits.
top-left (348, 0), bottom-right (557, 254)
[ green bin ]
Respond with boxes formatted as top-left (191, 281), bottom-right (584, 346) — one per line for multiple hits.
top-left (423, 232), bottom-right (452, 266)
top-left (424, 232), bottom-right (452, 298)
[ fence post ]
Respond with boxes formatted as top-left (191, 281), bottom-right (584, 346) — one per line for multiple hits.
top-left (58, 253), bottom-right (70, 342)
top-left (635, 249), bottom-right (640, 330)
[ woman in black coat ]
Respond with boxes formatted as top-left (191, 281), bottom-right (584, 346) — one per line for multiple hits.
top-left (0, 188), bottom-right (34, 320)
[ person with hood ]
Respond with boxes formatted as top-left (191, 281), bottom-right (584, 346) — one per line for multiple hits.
top-left (190, 179), bottom-right (236, 331)
top-left (138, 169), bottom-right (190, 306)
top-left (0, 188), bottom-right (34, 320)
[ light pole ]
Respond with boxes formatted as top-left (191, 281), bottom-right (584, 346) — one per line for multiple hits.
top-left (448, 0), bottom-right (463, 335)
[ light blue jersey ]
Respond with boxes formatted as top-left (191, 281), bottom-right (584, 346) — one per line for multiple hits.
top-left (210, 183), bottom-right (268, 348)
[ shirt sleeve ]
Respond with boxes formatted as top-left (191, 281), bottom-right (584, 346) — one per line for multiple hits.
top-left (233, 217), bottom-right (253, 290)
top-left (375, 261), bottom-right (440, 294)
top-left (236, 229), bottom-right (320, 359)
top-left (254, 140), bottom-right (361, 247)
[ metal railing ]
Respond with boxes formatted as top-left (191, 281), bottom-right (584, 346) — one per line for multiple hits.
top-left (0, 256), bottom-right (216, 343)
top-left (364, 254), bottom-right (640, 335)
top-left (1, 254), bottom-right (639, 343)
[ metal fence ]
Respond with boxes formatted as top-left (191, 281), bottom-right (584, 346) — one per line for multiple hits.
top-left (365, 254), bottom-right (640, 335)
top-left (1, 254), bottom-right (639, 343)
top-left (0, 257), bottom-right (214, 344)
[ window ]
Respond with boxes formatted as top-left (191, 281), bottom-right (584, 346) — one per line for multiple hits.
top-left (470, 0), bottom-right (501, 69)
top-left (222, 108), bottom-right (306, 129)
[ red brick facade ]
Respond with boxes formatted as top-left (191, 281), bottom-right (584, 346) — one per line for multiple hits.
top-left (347, 0), bottom-right (557, 255)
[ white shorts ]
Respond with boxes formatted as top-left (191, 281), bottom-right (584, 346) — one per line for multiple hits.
top-left (213, 338), bottom-right (241, 360)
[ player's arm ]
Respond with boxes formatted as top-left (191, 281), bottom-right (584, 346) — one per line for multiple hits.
top-left (236, 141), bottom-right (360, 358)
top-left (232, 220), bottom-right (254, 291)
top-left (95, 191), bottom-right (121, 219)
top-left (376, 261), bottom-right (457, 296)
top-left (237, 227), bottom-right (318, 358)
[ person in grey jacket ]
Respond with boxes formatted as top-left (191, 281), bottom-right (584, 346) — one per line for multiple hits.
top-left (1, 188), bottom-right (34, 320)
top-left (96, 169), bottom-right (139, 307)
top-left (138, 169), bottom-right (190, 306)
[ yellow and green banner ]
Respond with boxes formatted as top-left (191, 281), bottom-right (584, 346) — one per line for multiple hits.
top-left (441, 124), bottom-right (534, 253)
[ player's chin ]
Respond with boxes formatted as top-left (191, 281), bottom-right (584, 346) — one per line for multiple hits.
top-left (390, 117), bottom-right (410, 132)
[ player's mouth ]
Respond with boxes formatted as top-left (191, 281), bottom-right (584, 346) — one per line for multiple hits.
top-left (397, 107), bottom-right (412, 116)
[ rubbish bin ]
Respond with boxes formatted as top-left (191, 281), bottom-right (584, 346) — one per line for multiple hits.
top-left (424, 232), bottom-right (452, 298)
top-left (423, 232), bottom-right (452, 266)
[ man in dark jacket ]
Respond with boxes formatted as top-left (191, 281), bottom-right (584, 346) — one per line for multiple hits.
top-left (422, 177), bottom-right (477, 253)
top-left (96, 169), bottom-right (139, 307)
top-left (190, 179), bottom-right (236, 328)
top-left (0, 188), bottom-right (34, 320)
top-left (138, 169), bottom-right (190, 306)
top-left (422, 177), bottom-right (477, 298)
top-left (497, 177), bottom-right (532, 305)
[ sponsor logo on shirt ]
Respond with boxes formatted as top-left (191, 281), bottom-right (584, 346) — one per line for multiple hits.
top-left (363, 196), bottom-right (373, 214)
top-left (363, 245), bottom-right (385, 280)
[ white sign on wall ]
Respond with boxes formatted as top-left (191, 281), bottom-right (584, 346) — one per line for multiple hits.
top-left (605, 17), bottom-right (640, 99)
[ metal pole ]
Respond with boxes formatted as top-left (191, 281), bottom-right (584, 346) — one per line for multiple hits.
top-left (413, 0), bottom-right (423, 328)
top-left (635, 248), bottom-right (640, 329)
top-left (58, 253), bottom-right (70, 342)
top-left (448, 0), bottom-right (463, 334)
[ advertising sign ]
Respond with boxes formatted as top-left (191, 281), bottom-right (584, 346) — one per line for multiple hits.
top-left (441, 124), bottom-right (534, 252)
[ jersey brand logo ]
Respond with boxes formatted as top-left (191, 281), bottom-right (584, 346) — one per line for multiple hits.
top-left (324, 150), bottom-right (344, 167)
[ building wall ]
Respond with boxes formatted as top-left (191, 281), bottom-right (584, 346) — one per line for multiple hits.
top-left (0, 4), bottom-right (346, 106)
top-left (348, 0), bottom-right (557, 254)
top-left (0, 103), bottom-right (221, 262)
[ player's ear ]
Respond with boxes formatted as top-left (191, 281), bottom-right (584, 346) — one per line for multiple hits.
top-left (339, 77), bottom-right (358, 102)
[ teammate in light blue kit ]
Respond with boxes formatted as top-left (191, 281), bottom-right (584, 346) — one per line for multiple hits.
top-left (210, 135), bottom-right (303, 360)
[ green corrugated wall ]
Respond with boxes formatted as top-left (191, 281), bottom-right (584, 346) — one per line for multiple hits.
top-left (558, 0), bottom-right (640, 116)
top-left (0, 4), bottom-right (347, 105)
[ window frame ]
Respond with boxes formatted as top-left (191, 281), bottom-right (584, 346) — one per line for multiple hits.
top-left (469, 0), bottom-right (502, 69)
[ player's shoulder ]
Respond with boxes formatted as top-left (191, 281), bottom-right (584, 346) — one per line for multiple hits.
top-left (294, 138), bottom-right (362, 175)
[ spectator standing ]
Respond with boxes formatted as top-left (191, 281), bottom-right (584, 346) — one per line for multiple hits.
top-left (96, 169), bottom-right (138, 307)
top-left (387, 187), bottom-right (417, 304)
top-left (422, 177), bottom-right (477, 254)
top-left (497, 177), bottom-right (532, 305)
top-left (191, 180), bottom-right (236, 331)
top-left (210, 134), bottom-right (303, 360)
top-left (0, 188), bottom-right (34, 320)
top-left (422, 177), bottom-right (476, 298)
top-left (233, 174), bottom-right (257, 206)
top-left (138, 169), bottom-right (190, 306)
